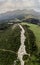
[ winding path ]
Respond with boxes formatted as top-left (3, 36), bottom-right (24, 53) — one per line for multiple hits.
top-left (18, 24), bottom-right (26, 65)
top-left (0, 49), bottom-right (17, 54)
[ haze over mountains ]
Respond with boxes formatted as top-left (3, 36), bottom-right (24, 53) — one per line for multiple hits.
top-left (0, 9), bottom-right (40, 21)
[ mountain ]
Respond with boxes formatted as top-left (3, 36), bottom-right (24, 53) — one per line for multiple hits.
top-left (0, 9), bottom-right (40, 21)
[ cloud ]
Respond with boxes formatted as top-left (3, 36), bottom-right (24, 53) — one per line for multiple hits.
top-left (0, 0), bottom-right (40, 13)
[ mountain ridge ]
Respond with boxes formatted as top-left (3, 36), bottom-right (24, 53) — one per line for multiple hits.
top-left (0, 9), bottom-right (40, 21)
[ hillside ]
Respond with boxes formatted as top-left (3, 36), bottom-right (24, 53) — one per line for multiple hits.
top-left (21, 22), bottom-right (40, 65)
top-left (0, 24), bottom-right (21, 65)
top-left (0, 23), bottom-right (40, 65)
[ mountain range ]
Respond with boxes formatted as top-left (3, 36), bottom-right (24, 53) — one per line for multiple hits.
top-left (0, 9), bottom-right (40, 21)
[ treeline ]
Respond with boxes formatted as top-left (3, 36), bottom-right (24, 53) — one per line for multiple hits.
top-left (22, 18), bottom-right (40, 25)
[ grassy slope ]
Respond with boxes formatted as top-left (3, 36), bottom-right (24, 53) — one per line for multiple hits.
top-left (21, 23), bottom-right (40, 51)
top-left (0, 25), bottom-right (21, 65)
top-left (21, 22), bottom-right (40, 65)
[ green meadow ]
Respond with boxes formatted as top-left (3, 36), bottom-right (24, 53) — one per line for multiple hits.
top-left (21, 22), bottom-right (40, 52)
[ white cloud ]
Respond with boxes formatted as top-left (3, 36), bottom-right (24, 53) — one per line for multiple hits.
top-left (0, 0), bottom-right (40, 13)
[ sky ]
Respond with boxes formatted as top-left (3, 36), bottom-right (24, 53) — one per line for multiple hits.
top-left (0, 0), bottom-right (40, 13)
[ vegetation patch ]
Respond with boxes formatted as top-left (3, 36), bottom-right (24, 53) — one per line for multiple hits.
top-left (23, 55), bottom-right (29, 61)
top-left (0, 50), bottom-right (17, 65)
top-left (0, 24), bottom-right (21, 65)
top-left (21, 23), bottom-right (40, 65)
top-left (0, 25), bottom-right (21, 52)
top-left (15, 59), bottom-right (21, 65)
top-left (21, 22), bottom-right (40, 52)
top-left (22, 25), bottom-right (38, 55)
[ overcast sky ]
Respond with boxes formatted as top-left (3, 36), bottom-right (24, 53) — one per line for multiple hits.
top-left (0, 0), bottom-right (40, 13)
